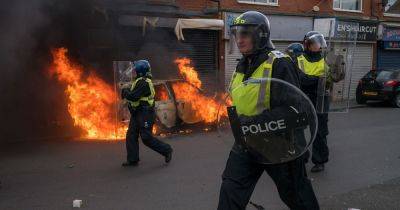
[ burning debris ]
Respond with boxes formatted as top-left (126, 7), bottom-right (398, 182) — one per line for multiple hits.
top-left (50, 48), bottom-right (229, 140)
top-left (50, 48), bottom-right (126, 140)
top-left (172, 58), bottom-right (228, 123)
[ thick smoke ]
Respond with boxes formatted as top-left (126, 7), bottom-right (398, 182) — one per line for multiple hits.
top-left (0, 0), bottom-right (91, 142)
top-left (0, 0), bottom-right (206, 142)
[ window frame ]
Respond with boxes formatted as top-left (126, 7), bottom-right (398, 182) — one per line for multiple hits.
top-left (237, 0), bottom-right (279, 7)
top-left (333, 0), bottom-right (363, 13)
top-left (383, 0), bottom-right (400, 17)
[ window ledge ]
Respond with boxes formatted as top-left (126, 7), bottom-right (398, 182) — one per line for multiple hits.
top-left (333, 8), bottom-right (363, 13)
top-left (237, 1), bottom-right (279, 7)
top-left (384, 13), bottom-right (400, 18)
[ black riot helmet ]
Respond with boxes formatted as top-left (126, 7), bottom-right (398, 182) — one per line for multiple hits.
top-left (230, 11), bottom-right (275, 54)
top-left (286, 43), bottom-right (304, 59)
top-left (303, 31), bottom-right (327, 52)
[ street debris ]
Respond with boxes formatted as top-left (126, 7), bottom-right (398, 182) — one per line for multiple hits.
top-left (73, 199), bottom-right (83, 208)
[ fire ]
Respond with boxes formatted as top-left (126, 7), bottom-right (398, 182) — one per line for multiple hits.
top-left (50, 48), bottom-right (126, 139)
top-left (50, 49), bottom-right (229, 140)
top-left (174, 58), bottom-right (202, 89)
top-left (173, 58), bottom-right (228, 123)
top-left (155, 85), bottom-right (170, 101)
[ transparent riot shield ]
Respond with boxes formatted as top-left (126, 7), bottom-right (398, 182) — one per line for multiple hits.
top-left (317, 21), bottom-right (358, 113)
top-left (113, 61), bottom-right (133, 134)
top-left (217, 78), bottom-right (317, 164)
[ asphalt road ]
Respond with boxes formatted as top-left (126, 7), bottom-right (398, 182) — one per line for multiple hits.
top-left (1, 103), bottom-right (400, 210)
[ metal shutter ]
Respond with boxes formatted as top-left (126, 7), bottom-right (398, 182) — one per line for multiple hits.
top-left (332, 43), bottom-right (373, 100)
top-left (177, 29), bottom-right (218, 92)
top-left (273, 41), bottom-right (292, 52)
top-left (377, 48), bottom-right (400, 69)
top-left (349, 44), bottom-right (373, 99)
top-left (224, 41), bottom-right (241, 88)
top-left (116, 27), bottom-right (218, 92)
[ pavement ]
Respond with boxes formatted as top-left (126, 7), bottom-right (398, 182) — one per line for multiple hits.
top-left (0, 102), bottom-right (399, 210)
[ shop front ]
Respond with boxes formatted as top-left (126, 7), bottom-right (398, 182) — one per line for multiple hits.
top-left (377, 25), bottom-right (400, 69)
top-left (314, 18), bottom-right (378, 99)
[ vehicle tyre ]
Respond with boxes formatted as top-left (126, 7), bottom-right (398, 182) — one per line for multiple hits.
top-left (356, 89), bottom-right (366, 104)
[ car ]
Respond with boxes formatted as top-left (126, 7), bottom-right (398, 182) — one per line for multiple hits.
top-left (153, 79), bottom-right (203, 130)
top-left (118, 79), bottom-right (203, 135)
top-left (356, 69), bottom-right (400, 108)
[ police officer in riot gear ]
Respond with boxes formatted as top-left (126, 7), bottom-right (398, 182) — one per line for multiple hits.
top-left (121, 60), bottom-right (173, 167)
top-left (218, 11), bottom-right (319, 210)
top-left (286, 43), bottom-right (304, 61)
top-left (297, 31), bottom-right (330, 172)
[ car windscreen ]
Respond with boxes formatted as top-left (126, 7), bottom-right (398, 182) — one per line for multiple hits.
top-left (154, 84), bottom-right (170, 101)
top-left (376, 71), bottom-right (396, 82)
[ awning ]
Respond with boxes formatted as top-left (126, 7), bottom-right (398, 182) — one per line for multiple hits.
top-left (175, 18), bottom-right (224, 40)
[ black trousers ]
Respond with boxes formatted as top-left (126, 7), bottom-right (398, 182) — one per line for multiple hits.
top-left (125, 107), bottom-right (172, 162)
top-left (218, 147), bottom-right (319, 210)
top-left (311, 95), bottom-right (330, 165)
top-left (311, 112), bottom-right (329, 165)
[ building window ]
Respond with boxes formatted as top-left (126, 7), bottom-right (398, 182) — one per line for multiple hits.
top-left (333, 0), bottom-right (362, 12)
top-left (384, 0), bottom-right (400, 17)
top-left (237, 0), bottom-right (278, 6)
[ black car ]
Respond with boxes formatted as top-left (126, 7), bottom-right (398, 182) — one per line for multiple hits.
top-left (356, 69), bottom-right (400, 107)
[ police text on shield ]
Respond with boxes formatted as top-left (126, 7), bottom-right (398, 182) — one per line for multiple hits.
top-left (241, 119), bottom-right (287, 135)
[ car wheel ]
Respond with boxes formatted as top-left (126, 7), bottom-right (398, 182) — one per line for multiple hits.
top-left (356, 89), bottom-right (366, 104)
top-left (392, 93), bottom-right (400, 108)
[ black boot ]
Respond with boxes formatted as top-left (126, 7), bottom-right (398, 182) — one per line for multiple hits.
top-left (122, 161), bottom-right (139, 167)
top-left (165, 149), bottom-right (173, 163)
top-left (311, 164), bottom-right (324, 173)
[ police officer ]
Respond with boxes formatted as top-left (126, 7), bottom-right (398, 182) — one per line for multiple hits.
top-left (121, 60), bottom-right (173, 167)
top-left (286, 43), bottom-right (304, 61)
top-left (297, 31), bottom-right (330, 173)
top-left (218, 11), bottom-right (319, 210)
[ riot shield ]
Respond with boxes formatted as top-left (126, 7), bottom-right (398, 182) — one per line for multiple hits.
top-left (317, 21), bottom-right (358, 113)
top-left (113, 61), bottom-right (133, 130)
top-left (217, 78), bottom-right (317, 164)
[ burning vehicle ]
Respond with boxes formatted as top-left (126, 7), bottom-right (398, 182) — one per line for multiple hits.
top-left (154, 79), bottom-right (205, 128)
top-left (119, 79), bottom-right (208, 135)
top-left (116, 58), bottom-right (229, 136)
top-left (50, 48), bottom-right (228, 140)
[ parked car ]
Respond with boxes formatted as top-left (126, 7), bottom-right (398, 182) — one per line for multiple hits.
top-left (356, 69), bottom-right (400, 107)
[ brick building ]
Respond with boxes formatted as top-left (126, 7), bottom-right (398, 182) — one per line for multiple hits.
top-left (221, 0), bottom-right (372, 99)
top-left (86, 0), bottom-right (222, 91)
top-left (86, 0), bottom-right (400, 97)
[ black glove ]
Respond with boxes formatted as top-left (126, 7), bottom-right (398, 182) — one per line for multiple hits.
top-left (121, 88), bottom-right (130, 99)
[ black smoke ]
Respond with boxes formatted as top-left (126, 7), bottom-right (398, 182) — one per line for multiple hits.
top-left (0, 0), bottom-right (94, 142)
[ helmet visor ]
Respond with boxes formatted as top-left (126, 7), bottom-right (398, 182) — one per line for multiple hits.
top-left (230, 25), bottom-right (257, 40)
top-left (307, 34), bottom-right (327, 50)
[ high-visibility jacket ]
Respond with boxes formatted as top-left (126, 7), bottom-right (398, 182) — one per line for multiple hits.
top-left (229, 51), bottom-right (288, 116)
top-left (297, 55), bottom-right (326, 77)
top-left (128, 77), bottom-right (155, 107)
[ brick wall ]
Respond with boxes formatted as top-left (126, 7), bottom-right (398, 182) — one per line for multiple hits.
top-left (176, 0), bottom-right (219, 12)
top-left (221, 0), bottom-right (317, 15)
top-left (221, 0), bottom-right (374, 20)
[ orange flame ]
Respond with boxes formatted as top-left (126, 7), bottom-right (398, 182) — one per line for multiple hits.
top-left (50, 48), bottom-right (126, 140)
top-left (50, 49), bottom-right (229, 139)
top-left (155, 84), bottom-right (170, 101)
top-left (173, 58), bottom-right (228, 123)
top-left (174, 58), bottom-right (202, 89)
